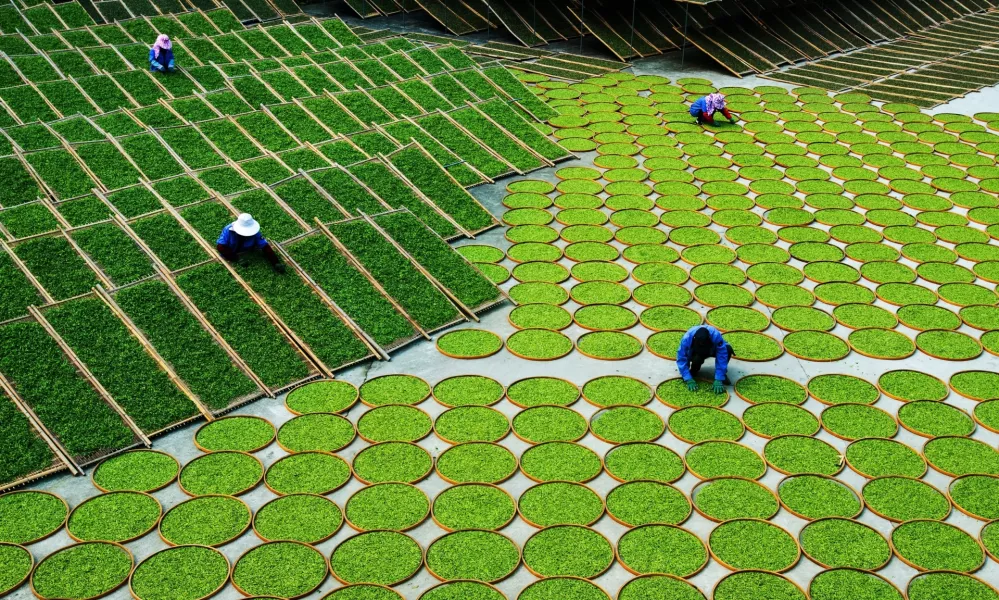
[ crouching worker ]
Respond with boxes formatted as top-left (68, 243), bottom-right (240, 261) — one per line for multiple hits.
top-left (676, 325), bottom-right (733, 394)
top-left (216, 213), bottom-right (286, 273)
top-left (690, 92), bottom-right (735, 126)
top-left (149, 34), bottom-right (175, 73)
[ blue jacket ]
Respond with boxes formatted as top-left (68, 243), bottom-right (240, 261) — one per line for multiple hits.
top-left (689, 96), bottom-right (709, 116)
top-left (676, 325), bottom-right (731, 382)
top-left (149, 47), bottom-right (174, 69)
top-left (216, 223), bottom-right (269, 254)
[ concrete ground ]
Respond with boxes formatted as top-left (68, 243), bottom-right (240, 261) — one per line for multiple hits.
top-left (13, 14), bottom-right (999, 600)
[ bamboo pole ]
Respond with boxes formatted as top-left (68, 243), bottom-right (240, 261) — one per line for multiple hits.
top-left (359, 210), bottom-right (477, 321)
top-left (314, 218), bottom-right (430, 339)
top-left (0, 369), bottom-right (80, 474)
top-left (28, 304), bottom-right (152, 446)
top-left (94, 284), bottom-right (214, 421)
top-left (271, 242), bottom-right (387, 360)
top-left (161, 197), bottom-right (333, 378)
top-left (155, 263), bottom-right (274, 398)
top-left (0, 239), bottom-right (53, 303)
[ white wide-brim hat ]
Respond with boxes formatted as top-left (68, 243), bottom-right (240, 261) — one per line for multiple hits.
top-left (232, 213), bottom-right (260, 236)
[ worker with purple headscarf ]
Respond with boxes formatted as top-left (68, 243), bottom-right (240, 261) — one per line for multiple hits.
top-left (149, 34), bottom-right (175, 73)
top-left (690, 92), bottom-right (735, 126)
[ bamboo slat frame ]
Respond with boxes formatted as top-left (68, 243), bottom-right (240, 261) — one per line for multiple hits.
top-left (385, 140), bottom-right (501, 235)
top-left (300, 219), bottom-right (429, 348)
top-left (359, 209), bottom-right (478, 322)
top-left (316, 214), bottom-right (468, 336)
top-left (0, 382), bottom-right (74, 491)
top-left (369, 206), bottom-right (509, 314)
top-left (0, 313), bottom-right (142, 470)
top-left (162, 197), bottom-right (340, 379)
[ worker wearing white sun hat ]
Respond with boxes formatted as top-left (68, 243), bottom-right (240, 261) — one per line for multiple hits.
top-left (216, 213), bottom-right (286, 273)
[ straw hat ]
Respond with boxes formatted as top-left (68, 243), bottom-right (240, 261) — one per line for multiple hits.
top-left (232, 213), bottom-right (260, 236)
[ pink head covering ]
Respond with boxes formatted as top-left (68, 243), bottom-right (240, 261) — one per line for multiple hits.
top-left (705, 93), bottom-right (726, 113)
top-left (152, 34), bottom-right (171, 59)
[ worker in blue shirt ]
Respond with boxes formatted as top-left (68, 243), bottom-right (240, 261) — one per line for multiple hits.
top-left (149, 34), bottom-right (176, 73)
top-left (216, 213), bottom-right (286, 273)
top-left (690, 92), bottom-right (735, 126)
top-left (676, 325), bottom-right (733, 393)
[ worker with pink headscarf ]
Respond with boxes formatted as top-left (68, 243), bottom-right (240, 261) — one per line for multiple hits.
top-left (149, 34), bottom-right (175, 73)
top-left (690, 92), bottom-right (735, 126)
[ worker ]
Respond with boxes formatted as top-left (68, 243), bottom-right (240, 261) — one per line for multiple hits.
top-left (149, 34), bottom-right (175, 74)
top-left (676, 325), bottom-right (733, 394)
top-left (690, 92), bottom-right (735, 126)
top-left (216, 213), bottom-right (286, 273)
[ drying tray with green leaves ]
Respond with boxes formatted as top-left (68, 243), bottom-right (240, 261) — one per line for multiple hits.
top-left (512, 405), bottom-right (588, 444)
top-left (506, 377), bottom-right (579, 407)
top-left (508, 304), bottom-right (573, 330)
top-left (285, 380), bottom-right (359, 415)
top-left (193, 416), bottom-right (275, 453)
top-left (352, 442), bottom-right (432, 485)
top-left (655, 378), bottom-right (729, 408)
top-left (31, 542), bottom-right (133, 600)
top-left (605, 480), bottom-right (692, 527)
top-left (436, 442), bottom-right (518, 484)
top-left (668, 406), bottom-right (744, 444)
top-left (604, 442), bottom-right (685, 484)
top-left (433, 375), bottom-right (505, 407)
top-left (576, 331), bottom-right (644, 360)
top-left (777, 474), bottom-right (862, 520)
top-left (617, 524), bottom-right (708, 578)
top-left (764, 435), bottom-right (844, 476)
top-left (862, 476), bottom-right (950, 523)
top-left (359, 374), bottom-right (431, 407)
top-left (923, 435), bottom-right (999, 477)
top-left (898, 400), bottom-right (974, 438)
top-left (431, 483), bottom-right (516, 531)
top-left (277, 412), bottom-right (356, 452)
top-left (581, 375), bottom-right (653, 407)
top-left (685, 441), bottom-right (766, 480)
top-left (130, 545), bottom-right (230, 600)
top-left (356, 405), bottom-right (433, 443)
top-left (878, 369), bottom-right (949, 401)
top-left (506, 328), bottom-right (574, 360)
top-left (890, 519), bottom-right (986, 573)
top-left (949, 474), bottom-right (999, 521)
top-left (798, 517), bottom-right (892, 571)
top-left (589, 406), bottom-right (665, 444)
top-left (521, 525), bottom-right (614, 579)
top-left (782, 330), bottom-right (851, 361)
top-left (329, 531), bottom-right (422, 586)
top-left (518, 481), bottom-right (604, 528)
top-left (436, 329), bottom-right (504, 359)
top-left (808, 374), bottom-right (880, 405)
top-left (92, 450), bottom-right (180, 493)
top-left (253, 494), bottom-right (343, 544)
top-left (845, 438), bottom-right (927, 479)
top-left (742, 403), bottom-right (820, 439)
top-left (714, 571), bottom-right (806, 600)
top-left (820, 404), bottom-right (898, 440)
top-left (434, 406), bottom-right (509, 444)
top-left (520, 441), bottom-right (603, 483)
top-left (691, 477), bottom-right (779, 522)
top-left (518, 577), bottom-right (611, 600)
top-left (66, 491), bottom-right (161, 543)
top-left (708, 518), bottom-right (800, 572)
top-left (424, 530), bottom-right (520, 583)
top-left (265, 451), bottom-right (351, 495)
top-left (0, 491), bottom-right (69, 545)
top-left (344, 483), bottom-right (430, 532)
top-left (735, 374), bottom-right (807, 405)
top-left (0, 543), bottom-right (31, 596)
top-left (179, 451), bottom-right (264, 497)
